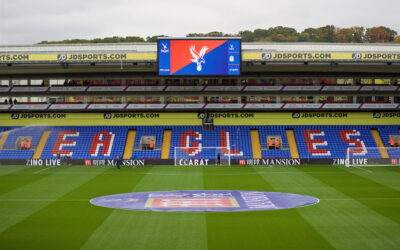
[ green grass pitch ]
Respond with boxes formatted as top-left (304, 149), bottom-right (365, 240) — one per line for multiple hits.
top-left (0, 164), bottom-right (399, 250)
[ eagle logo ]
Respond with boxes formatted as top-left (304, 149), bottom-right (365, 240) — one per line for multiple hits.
top-left (189, 45), bottom-right (208, 72)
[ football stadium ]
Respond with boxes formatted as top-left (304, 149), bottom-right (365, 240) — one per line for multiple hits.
top-left (0, 39), bottom-right (400, 249)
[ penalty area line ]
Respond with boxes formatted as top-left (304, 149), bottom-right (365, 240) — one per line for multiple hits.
top-left (353, 166), bottom-right (373, 173)
top-left (34, 166), bottom-right (55, 174)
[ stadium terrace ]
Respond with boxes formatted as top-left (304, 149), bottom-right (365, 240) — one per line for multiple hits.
top-left (0, 39), bottom-right (400, 250)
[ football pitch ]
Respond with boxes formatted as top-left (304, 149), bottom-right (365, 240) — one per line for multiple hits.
top-left (0, 164), bottom-right (399, 250)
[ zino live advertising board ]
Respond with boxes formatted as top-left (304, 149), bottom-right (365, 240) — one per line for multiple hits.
top-left (0, 112), bottom-right (399, 126)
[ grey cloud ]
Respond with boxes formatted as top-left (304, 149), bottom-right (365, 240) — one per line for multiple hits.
top-left (0, 0), bottom-right (399, 45)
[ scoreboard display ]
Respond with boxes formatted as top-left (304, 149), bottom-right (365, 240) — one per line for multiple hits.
top-left (158, 38), bottom-right (241, 76)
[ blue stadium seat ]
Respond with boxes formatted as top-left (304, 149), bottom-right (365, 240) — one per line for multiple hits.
top-left (0, 125), bottom-right (396, 160)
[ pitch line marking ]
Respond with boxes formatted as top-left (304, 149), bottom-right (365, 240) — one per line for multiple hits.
top-left (320, 197), bottom-right (400, 201)
top-left (33, 167), bottom-right (55, 174)
top-left (353, 166), bottom-right (373, 173)
top-left (1, 197), bottom-right (400, 203)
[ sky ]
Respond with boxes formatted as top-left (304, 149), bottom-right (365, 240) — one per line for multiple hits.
top-left (0, 0), bottom-right (399, 45)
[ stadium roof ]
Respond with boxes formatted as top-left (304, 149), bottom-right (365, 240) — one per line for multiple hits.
top-left (1, 42), bottom-right (400, 53)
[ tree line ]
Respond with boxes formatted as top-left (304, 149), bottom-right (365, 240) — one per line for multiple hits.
top-left (38, 25), bottom-right (400, 44)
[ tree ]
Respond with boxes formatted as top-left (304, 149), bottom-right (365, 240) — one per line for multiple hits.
top-left (365, 26), bottom-right (398, 43)
top-left (146, 35), bottom-right (168, 42)
top-left (298, 32), bottom-right (311, 42)
top-left (316, 25), bottom-right (336, 42)
top-left (34, 25), bottom-right (399, 44)
top-left (253, 29), bottom-right (269, 41)
top-left (238, 30), bottom-right (254, 42)
top-left (350, 26), bottom-right (365, 43)
top-left (302, 28), bottom-right (318, 41)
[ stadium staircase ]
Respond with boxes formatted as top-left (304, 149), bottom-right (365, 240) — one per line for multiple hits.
top-left (370, 129), bottom-right (389, 158)
top-left (250, 130), bottom-right (261, 159)
top-left (286, 129), bottom-right (299, 159)
top-left (123, 130), bottom-right (136, 159)
top-left (33, 130), bottom-right (51, 159)
top-left (0, 130), bottom-right (10, 150)
top-left (161, 130), bottom-right (172, 159)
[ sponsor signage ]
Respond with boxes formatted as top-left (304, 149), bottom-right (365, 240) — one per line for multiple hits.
top-left (322, 103), bottom-right (361, 110)
top-left (244, 103), bottom-right (284, 110)
top-left (291, 112), bottom-right (349, 119)
top-left (176, 159), bottom-right (212, 166)
top-left (125, 104), bottom-right (165, 110)
top-left (261, 52), bottom-right (400, 62)
top-left (126, 86), bottom-right (166, 92)
top-left (205, 104), bottom-right (244, 110)
top-left (87, 104), bottom-right (126, 110)
top-left (158, 38), bottom-right (241, 76)
top-left (0, 104), bottom-right (10, 110)
top-left (321, 86), bottom-right (361, 92)
top-left (2, 51), bottom-right (400, 64)
top-left (204, 86), bottom-right (244, 91)
top-left (360, 86), bottom-right (399, 92)
top-left (26, 159), bottom-right (62, 166)
top-left (49, 86), bottom-right (88, 92)
top-left (282, 86), bottom-right (322, 91)
top-left (165, 86), bottom-right (204, 92)
top-left (0, 158), bottom-right (396, 166)
top-left (165, 104), bottom-right (204, 110)
top-left (90, 190), bottom-right (319, 212)
top-left (10, 113), bottom-right (67, 119)
top-left (283, 103), bottom-right (322, 110)
top-left (103, 113), bottom-right (160, 119)
top-left (86, 159), bottom-right (145, 166)
top-left (11, 87), bottom-right (49, 92)
top-left (374, 112), bottom-right (400, 118)
top-left (360, 104), bottom-right (399, 110)
top-left (49, 104), bottom-right (87, 110)
top-left (11, 104), bottom-right (50, 110)
top-left (87, 86), bottom-right (126, 92)
top-left (0, 87), bottom-right (11, 92)
top-left (244, 86), bottom-right (283, 92)
top-left (239, 158), bottom-right (302, 165)
top-left (0, 53), bottom-right (156, 63)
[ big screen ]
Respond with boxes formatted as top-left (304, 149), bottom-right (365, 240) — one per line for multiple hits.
top-left (158, 39), bottom-right (241, 76)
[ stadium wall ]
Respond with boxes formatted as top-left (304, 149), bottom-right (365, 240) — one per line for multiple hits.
top-left (1, 112), bottom-right (399, 126)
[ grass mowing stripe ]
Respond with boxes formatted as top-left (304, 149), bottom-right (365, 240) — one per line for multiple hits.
top-left (0, 166), bottom-right (152, 250)
top-left (379, 166), bottom-right (400, 173)
top-left (0, 166), bottom-right (107, 235)
top-left (0, 166), bottom-right (31, 176)
top-left (299, 166), bottom-right (400, 225)
top-left (0, 166), bottom-right (62, 196)
top-left (203, 166), bottom-right (334, 250)
top-left (255, 165), bottom-right (400, 250)
top-left (345, 166), bottom-right (400, 192)
top-left (82, 166), bottom-right (208, 250)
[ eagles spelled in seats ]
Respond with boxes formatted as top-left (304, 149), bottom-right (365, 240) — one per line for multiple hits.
top-left (51, 130), bottom-right (79, 157)
top-left (0, 125), bottom-right (398, 160)
top-left (89, 130), bottom-right (115, 156)
top-left (303, 130), bottom-right (331, 156)
top-left (298, 127), bottom-right (380, 158)
top-left (339, 129), bottom-right (367, 155)
top-left (178, 129), bottom-right (244, 158)
top-left (42, 127), bottom-right (126, 159)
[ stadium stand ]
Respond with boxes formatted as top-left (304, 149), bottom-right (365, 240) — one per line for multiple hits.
top-left (0, 125), bottom-right (398, 160)
top-left (0, 42), bottom-right (399, 164)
